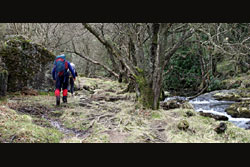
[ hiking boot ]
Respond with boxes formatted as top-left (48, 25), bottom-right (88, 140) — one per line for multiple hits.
top-left (63, 96), bottom-right (67, 103)
top-left (56, 96), bottom-right (60, 106)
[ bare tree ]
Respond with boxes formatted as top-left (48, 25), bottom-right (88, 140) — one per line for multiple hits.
top-left (82, 23), bottom-right (194, 109)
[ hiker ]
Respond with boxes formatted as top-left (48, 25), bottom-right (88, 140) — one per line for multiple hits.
top-left (52, 54), bottom-right (76, 106)
top-left (67, 63), bottom-right (78, 96)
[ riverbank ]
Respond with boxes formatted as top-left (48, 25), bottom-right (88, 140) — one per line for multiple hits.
top-left (1, 77), bottom-right (250, 143)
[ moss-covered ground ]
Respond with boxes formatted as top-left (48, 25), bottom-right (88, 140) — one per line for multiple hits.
top-left (1, 77), bottom-right (250, 143)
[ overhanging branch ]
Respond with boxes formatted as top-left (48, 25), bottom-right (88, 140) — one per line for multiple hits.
top-left (66, 41), bottom-right (119, 78)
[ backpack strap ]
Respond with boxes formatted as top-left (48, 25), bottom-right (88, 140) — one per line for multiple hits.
top-left (65, 61), bottom-right (68, 70)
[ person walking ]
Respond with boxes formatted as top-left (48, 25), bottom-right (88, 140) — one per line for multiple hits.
top-left (52, 54), bottom-right (76, 106)
top-left (67, 63), bottom-right (78, 96)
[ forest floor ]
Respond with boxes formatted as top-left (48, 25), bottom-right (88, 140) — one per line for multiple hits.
top-left (1, 77), bottom-right (250, 143)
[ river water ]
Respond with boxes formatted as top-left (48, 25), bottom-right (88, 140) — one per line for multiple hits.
top-left (165, 89), bottom-right (250, 129)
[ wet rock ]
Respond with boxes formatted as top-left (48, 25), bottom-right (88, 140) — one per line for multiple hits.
top-left (177, 120), bottom-right (189, 131)
top-left (214, 122), bottom-right (227, 134)
top-left (238, 91), bottom-right (250, 99)
top-left (161, 100), bottom-right (181, 110)
top-left (161, 99), bottom-right (193, 110)
top-left (225, 102), bottom-right (250, 118)
top-left (213, 92), bottom-right (241, 101)
top-left (199, 111), bottom-right (228, 121)
top-left (245, 122), bottom-right (250, 130)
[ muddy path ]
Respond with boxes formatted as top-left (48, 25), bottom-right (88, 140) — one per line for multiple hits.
top-left (6, 101), bottom-right (91, 141)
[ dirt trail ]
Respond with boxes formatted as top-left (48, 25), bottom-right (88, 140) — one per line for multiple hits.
top-left (2, 77), bottom-right (169, 143)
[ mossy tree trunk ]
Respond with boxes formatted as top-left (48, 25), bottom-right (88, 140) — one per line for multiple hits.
top-left (82, 23), bottom-right (194, 110)
top-left (136, 70), bottom-right (162, 110)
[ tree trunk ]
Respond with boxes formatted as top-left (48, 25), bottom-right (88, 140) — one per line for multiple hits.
top-left (134, 67), bottom-right (163, 110)
top-left (82, 23), bottom-right (193, 110)
top-left (135, 74), bottom-right (155, 109)
top-left (85, 61), bottom-right (90, 77)
top-left (152, 69), bottom-right (164, 109)
top-left (108, 49), bottom-right (120, 75)
top-left (136, 77), bottom-right (163, 110)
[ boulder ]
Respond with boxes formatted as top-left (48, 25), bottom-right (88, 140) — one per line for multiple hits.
top-left (213, 92), bottom-right (241, 101)
top-left (0, 35), bottom-right (55, 92)
top-left (214, 122), bottom-right (227, 134)
top-left (177, 120), bottom-right (189, 131)
top-left (161, 99), bottom-right (194, 110)
top-left (161, 99), bottom-right (181, 110)
top-left (225, 102), bottom-right (250, 118)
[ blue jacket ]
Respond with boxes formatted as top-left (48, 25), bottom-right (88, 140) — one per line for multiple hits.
top-left (52, 60), bottom-right (76, 80)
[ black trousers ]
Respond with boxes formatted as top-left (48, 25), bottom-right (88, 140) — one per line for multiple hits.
top-left (69, 77), bottom-right (74, 94)
top-left (56, 75), bottom-right (69, 91)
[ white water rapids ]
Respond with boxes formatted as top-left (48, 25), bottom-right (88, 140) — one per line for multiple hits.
top-left (165, 89), bottom-right (250, 129)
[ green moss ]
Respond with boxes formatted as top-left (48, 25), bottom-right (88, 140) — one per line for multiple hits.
top-left (151, 112), bottom-right (162, 119)
top-left (177, 120), bottom-right (189, 130)
top-left (38, 91), bottom-right (54, 96)
top-left (135, 71), bottom-right (155, 109)
top-left (0, 69), bottom-right (8, 96)
top-left (0, 35), bottom-right (55, 92)
top-left (0, 107), bottom-right (63, 143)
top-left (2, 76), bottom-right (250, 143)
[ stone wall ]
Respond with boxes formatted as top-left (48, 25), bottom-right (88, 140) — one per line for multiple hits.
top-left (0, 68), bottom-right (8, 96)
top-left (0, 35), bottom-right (55, 92)
top-left (0, 56), bottom-right (8, 96)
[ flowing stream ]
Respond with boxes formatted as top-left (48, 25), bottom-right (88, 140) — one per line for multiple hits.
top-left (165, 89), bottom-right (250, 129)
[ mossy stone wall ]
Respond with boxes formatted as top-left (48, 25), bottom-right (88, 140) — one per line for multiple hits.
top-left (0, 35), bottom-right (55, 92)
top-left (0, 69), bottom-right (8, 96)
